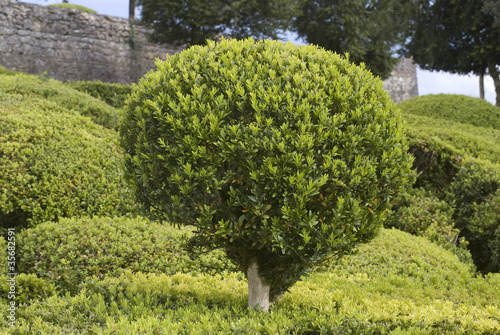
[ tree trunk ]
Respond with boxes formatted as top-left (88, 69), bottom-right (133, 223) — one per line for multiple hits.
top-left (488, 61), bottom-right (500, 107)
top-left (129, 0), bottom-right (136, 21)
top-left (247, 261), bottom-right (270, 312)
top-left (479, 72), bottom-right (485, 100)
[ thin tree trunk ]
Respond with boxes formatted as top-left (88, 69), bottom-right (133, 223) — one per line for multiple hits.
top-left (479, 72), bottom-right (485, 100)
top-left (488, 62), bottom-right (500, 107)
top-left (129, 0), bottom-right (136, 21)
top-left (247, 261), bottom-right (270, 312)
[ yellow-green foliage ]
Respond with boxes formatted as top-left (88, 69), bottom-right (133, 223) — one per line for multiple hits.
top-left (0, 74), bottom-right (120, 129)
top-left (48, 3), bottom-right (97, 14)
top-left (17, 216), bottom-right (237, 293)
top-left (0, 89), bottom-right (135, 229)
top-left (0, 65), bottom-right (21, 76)
top-left (3, 229), bottom-right (500, 334)
top-left (399, 94), bottom-right (500, 130)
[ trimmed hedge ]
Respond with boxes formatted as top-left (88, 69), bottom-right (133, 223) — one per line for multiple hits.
top-left (4, 229), bottom-right (500, 334)
top-left (0, 74), bottom-right (120, 129)
top-left (399, 94), bottom-right (500, 130)
top-left (16, 216), bottom-right (237, 293)
top-left (0, 91), bottom-right (136, 229)
top-left (66, 80), bottom-right (133, 109)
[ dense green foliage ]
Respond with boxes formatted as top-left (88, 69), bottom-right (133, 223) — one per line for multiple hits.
top-left (47, 3), bottom-right (97, 14)
top-left (0, 75), bottom-right (135, 230)
top-left (121, 38), bottom-right (412, 301)
top-left (396, 94), bottom-right (500, 273)
top-left (0, 74), bottom-right (120, 129)
top-left (398, 94), bottom-right (500, 130)
top-left (3, 229), bottom-right (500, 333)
top-left (406, 0), bottom-right (500, 106)
top-left (66, 80), bottom-right (133, 109)
top-left (138, 0), bottom-right (301, 46)
top-left (17, 216), bottom-right (236, 293)
top-left (293, 0), bottom-right (413, 79)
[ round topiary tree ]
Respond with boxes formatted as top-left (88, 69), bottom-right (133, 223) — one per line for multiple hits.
top-left (120, 38), bottom-right (412, 311)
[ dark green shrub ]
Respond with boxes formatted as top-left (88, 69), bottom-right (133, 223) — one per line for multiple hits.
top-left (468, 190), bottom-right (500, 273)
top-left (0, 93), bottom-right (136, 229)
top-left (446, 159), bottom-right (500, 273)
top-left (399, 94), bottom-right (500, 130)
top-left (17, 216), bottom-right (237, 293)
top-left (121, 38), bottom-right (413, 309)
top-left (66, 80), bottom-right (133, 109)
top-left (0, 74), bottom-right (120, 129)
top-left (385, 188), bottom-right (473, 267)
top-left (47, 3), bottom-right (97, 14)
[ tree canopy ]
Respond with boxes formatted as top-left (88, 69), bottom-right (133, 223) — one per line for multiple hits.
top-left (406, 0), bottom-right (500, 106)
top-left (293, 0), bottom-right (414, 79)
top-left (137, 0), bottom-right (302, 47)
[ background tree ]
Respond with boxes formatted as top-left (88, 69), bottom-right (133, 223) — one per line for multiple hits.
top-left (120, 38), bottom-right (413, 311)
top-left (407, 0), bottom-right (500, 106)
top-left (137, 0), bottom-right (303, 47)
top-left (293, 0), bottom-right (414, 79)
top-left (129, 0), bottom-right (136, 20)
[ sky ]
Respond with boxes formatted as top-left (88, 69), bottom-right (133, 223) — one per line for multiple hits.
top-left (21, 0), bottom-right (497, 105)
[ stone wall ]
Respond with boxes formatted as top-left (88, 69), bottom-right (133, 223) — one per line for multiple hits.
top-left (0, 0), bottom-right (181, 84)
top-left (383, 57), bottom-right (419, 103)
top-left (0, 0), bottom-right (418, 102)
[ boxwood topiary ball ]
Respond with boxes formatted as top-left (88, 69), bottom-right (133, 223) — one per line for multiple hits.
top-left (120, 38), bottom-right (412, 301)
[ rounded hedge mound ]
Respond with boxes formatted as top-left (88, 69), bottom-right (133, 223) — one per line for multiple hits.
top-left (17, 216), bottom-right (237, 293)
top-left (0, 93), bottom-right (135, 229)
top-left (399, 94), bottom-right (500, 130)
top-left (0, 74), bottom-right (120, 129)
top-left (121, 38), bottom-right (413, 301)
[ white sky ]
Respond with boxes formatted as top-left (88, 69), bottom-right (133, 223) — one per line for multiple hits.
top-left (20, 0), bottom-right (498, 105)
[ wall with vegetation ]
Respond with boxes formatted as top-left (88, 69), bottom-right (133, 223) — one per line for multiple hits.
top-left (0, 0), bottom-right (182, 84)
top-left (0, 0), bottom-right (418, 101)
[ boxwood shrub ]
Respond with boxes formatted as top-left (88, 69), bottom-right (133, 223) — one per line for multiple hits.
top-left (66, 80), bottom-right (133, 109)
top-left (0, 93), bottom-right (136, 230)
top-left (0, 74), bottom-right (120, 129)
top-left (399, 94), bottom-right (500, 130)
top-left (16, 216), bottom-right (237, 293)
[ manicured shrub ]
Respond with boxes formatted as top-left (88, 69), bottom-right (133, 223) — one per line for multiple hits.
top-left (0, 236), bottom-right (6, 276)
top-left (0, 93), bottom-right (136, 230)
top-left (66, 80), bottom-right (133, 109)
top-left (399, 94), bottom-right (500, 131)
top-left (120, 38), bottom-right (413, 309)
top-left (48, 3), bottom-right (97, 14)
top-left (16, 216), bottom-right (237, 293)
top-left (0, 74), bottom-right (120, 129)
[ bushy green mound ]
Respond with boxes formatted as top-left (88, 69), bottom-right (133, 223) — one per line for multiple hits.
top-left (66, 80), bottom-right (133, 109)
top-left (395, 95), bottom-right (500, 274)
top-left (399, 94), bottom-right (500, 130)
top-left (4, 229), bottom-right (500, 334)
top-left (48, 3), bottom-right (97, 14)
top-left (0, 74), bottom-right (120, 129)
top-left (17, 216), bottom-right (237, 293)
top-left (0, 92), bottom-right (135, 229)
